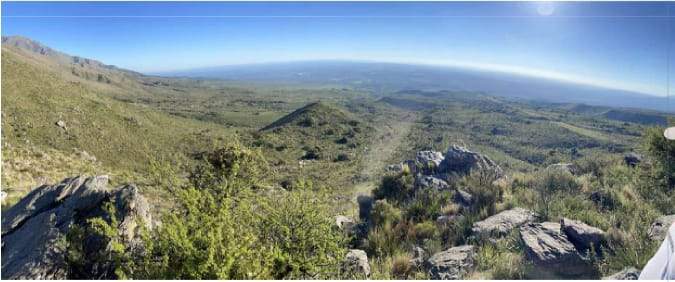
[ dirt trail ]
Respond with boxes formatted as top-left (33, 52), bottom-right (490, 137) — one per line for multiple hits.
top-left (350, 112), bottom-right (416, 203)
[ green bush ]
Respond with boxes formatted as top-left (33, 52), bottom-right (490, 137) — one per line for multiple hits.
top-left (372, 173), bottom-right (415, 204)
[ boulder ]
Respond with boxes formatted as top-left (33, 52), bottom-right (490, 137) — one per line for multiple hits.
top-left (409, 246), bottom-right (428, 269)
top-left (561, 218), bottom-right (605, 252)
top-left (343, 249), bottom-right (370, 278)
top-left (520, 222), bottom-right (595, 278)
top-left (471, 208), bottom-right (535, 237)
top-left (1, 176), bottom-right (152, 280)
top-left (439, 145), bottom-right (503, 177)
top-left (425, 245), bottom-right (475, 280)
top-left (547, 163), bottom-right (580, 175)
top-left (416, 175), bottom-right (449, 191)
top-left (648, 214), bottom-right (675, 241)
top-left (602, 267), bottom-right (641, 280)
top-left (623, 153), bottom-right (643, 167)
top-left (453, 189), bottom-right (474, 207)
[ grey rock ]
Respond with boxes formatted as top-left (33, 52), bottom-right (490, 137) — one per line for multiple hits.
top-left (410, 246), bottom-right (428, 269)
top-left (416, 175), bottom-right (449, 191)
top-left (426, 245), bottom-right (475, 280)
top-left (561, 218), bottom-right (605, 251)
top-left (471, 208), bottom-right (535, 237)
top-left (335, 215), bottom-right (355, 231)
top-left (55, 120), bottom-right (66, 129)
top-left (439, 145), bottom-right (503, 177)
top-left (416, 150), bottom-right (445, 173)
top-left (520, 222), bottom-right (594, 278)
top-left (1, 176), bottom-right (152, 280)
top-left (547, 163), bottom-right (580, 175)
top-left (453, 189), bottom-right (474, 207)
top-left (648, 214), bottom-right (675, 241)
top-left (602, 267), bottom-right (640, 280)
top-left (623, 153), bottom-right (643, 167)
top-left (343, 249), bottom-right (370, 278)
top-left (436, 215), bottom-right (462, 226)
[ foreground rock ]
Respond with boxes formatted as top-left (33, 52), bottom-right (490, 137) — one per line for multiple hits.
top-left (1, 176), bottom-right (152, 280)
top-left (520, 222), bottom-right (595, 278)
top-left (439, 145), bottom-right (503, 177)
top-left (343, 249), bottom-right (371, 278)
top-left (425, 245), bottom-right (475, 280)
top-left (602, 267), bottom-right (641, 280)
top-left (648, 214), bottom-right (675, 241)
top-left (561, 218), bottom-right (605, 252)
top-left (471, 208), bottom-right (535, 237)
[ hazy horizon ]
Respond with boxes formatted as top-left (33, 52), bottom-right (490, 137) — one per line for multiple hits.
top-left (2, 1), bottom-right (674, 96)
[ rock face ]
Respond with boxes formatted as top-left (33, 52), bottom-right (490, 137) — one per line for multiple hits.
top-left (623, 153), bottom-right (643, 167)
top-left (416, 175), bottom-right (449, 191)
top-left (343, 249), bottom-right (370, 278)
top-left (648, 215), bottom-right (675, 241)
top-left (520, 222), bottom-right (594, 278)
top-left (425, 245), bottom-right (475, 280)
top-left (439, 145), bottom-right (503, 177)
top-left (471, 208), bottom-right (535, 237)
top-left (547, 163), bottom-right (580, 175)
top-left (1, 176), bottom-right (152, 280)
top-left (602, 267), bottom-right (641, 280)
top-left (561, 218), bottom-right (605, 252)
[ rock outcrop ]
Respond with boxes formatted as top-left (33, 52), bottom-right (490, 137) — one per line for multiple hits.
top-left (602, 267), bottom-right (641, 280)
top-left (471, 208), bottom-right (535, 237)
top-left (343, 249), bottom-right (371, 278)
top-left (648, 214), bottom-right (675, 241)
top-left (1, 176), bottom-right (152, 280)
top-left (439, 145), bottom-right (503, 177)
top-left (561, 218), bottom-right (605, 252)
top-left (520, 222), bottom-right (595, 278)
top-left (425, 245), bottom-right (475, 280)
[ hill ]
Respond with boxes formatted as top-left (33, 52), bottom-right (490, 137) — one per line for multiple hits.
top-left (261, 101), bottom-right (354, 131)
top-left (1, 36), bottom-right (236, 204)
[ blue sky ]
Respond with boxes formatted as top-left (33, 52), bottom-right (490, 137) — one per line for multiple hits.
top-left (2, 1), bottom-right (674, 96)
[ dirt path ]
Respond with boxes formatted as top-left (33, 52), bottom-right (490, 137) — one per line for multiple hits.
top-left (349, 112), bottom-right (416, 203)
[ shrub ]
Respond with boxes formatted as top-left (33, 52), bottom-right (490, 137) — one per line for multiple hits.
top-left (391, 254), bottom-right (413, 279)
top-left (369, 200), bottom-right (403, 227)
top-left (372, 173), bottom-right (415, 203)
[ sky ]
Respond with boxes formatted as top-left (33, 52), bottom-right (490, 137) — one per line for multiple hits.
top-left (2, 1), bottom-right (674, 97)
